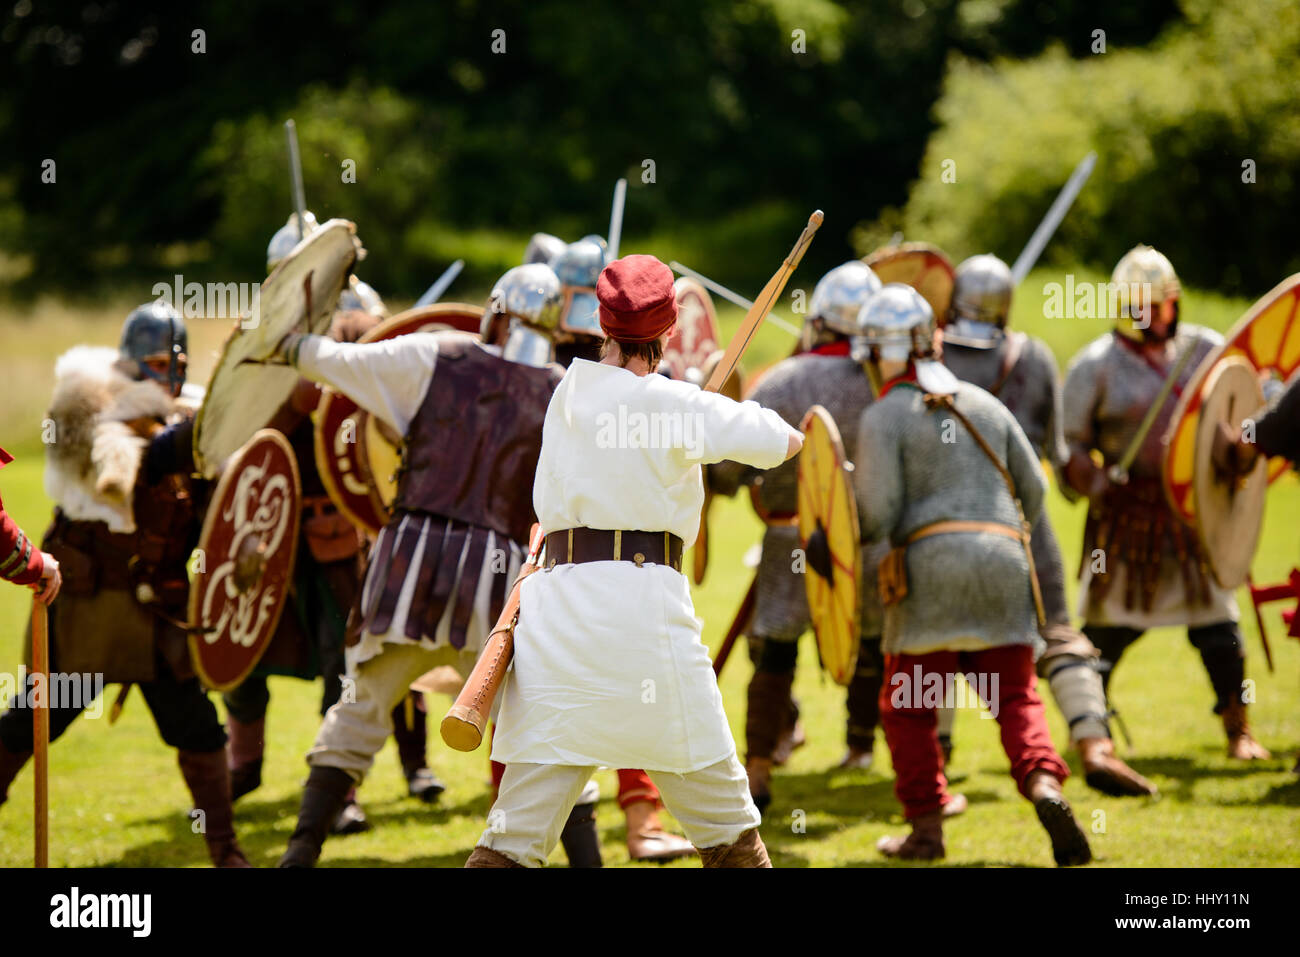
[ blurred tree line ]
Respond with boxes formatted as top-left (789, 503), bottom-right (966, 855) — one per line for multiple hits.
top-left (868, 0), bottom-right (1300, 296)
top-left (2, 0), bottom-right (1188, 300)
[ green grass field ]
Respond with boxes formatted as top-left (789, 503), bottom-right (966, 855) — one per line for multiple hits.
top-left (0, 267), bottom-right (1297, 867)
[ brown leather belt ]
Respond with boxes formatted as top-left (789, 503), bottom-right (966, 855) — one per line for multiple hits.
top-left (545, 528), bottom-right (684, 572)
top-left (906, 519), bottom-right (1027, 545)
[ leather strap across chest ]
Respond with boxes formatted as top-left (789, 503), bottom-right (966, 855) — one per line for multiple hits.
top-left (544, 528), bottom-right (684, 572)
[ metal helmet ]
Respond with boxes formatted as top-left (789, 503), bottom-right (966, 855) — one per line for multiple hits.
top-left (551, 234), bottom-right (608, 339)
top-left (523, 232), bottom-right (567, 265)
top-left (337, 276), bottom-right (387, 318)
top-left (945, 254), bottom-right (1013, 348)
top-left (266, 210), bottom-right (319, 272)
top-left (808, 261), bottom-right (883, 337)
top-left (1111, 244), bottom-right (1180, 343)
top-left (120, 300), bottom-right (188, 392)
top-left (485, 263), bottom-right (564, 367)
top-left (852, 283), bottom-right (957, 394)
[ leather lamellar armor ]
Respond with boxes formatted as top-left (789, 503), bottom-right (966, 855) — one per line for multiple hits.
top-left (396, 336), bottom-right (563, 545)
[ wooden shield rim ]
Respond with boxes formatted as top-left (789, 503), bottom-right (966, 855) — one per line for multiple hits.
top-left (863, 242), bottom-right (956, 320)
top-left (797, 405), bottom-right (861, 686)
top-left (1162, 272), bottom-right (1300, 520)
top-left (188, 428), bottom-right (302, 692)
top-left (194, 219), bottom-right (358, 478)
top-left (314, 302), bottom-right (484, 535)
top-left (1192, 356), bottom-right (1268, 589)
top-left (666, 278), bottom-right (722, 381)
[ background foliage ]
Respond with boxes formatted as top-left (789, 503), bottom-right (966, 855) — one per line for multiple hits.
top-left (865, 0), bottom-right (1300, 294)
top-left (2, 0), bottom-right (1197, 299)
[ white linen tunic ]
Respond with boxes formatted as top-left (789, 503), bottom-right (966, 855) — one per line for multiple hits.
top-left (491, 358), bottom-right (798, 773)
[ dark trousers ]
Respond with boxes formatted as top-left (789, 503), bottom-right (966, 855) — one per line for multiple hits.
top-left (1084, 620), bottom-right (1244, 714)
top-left (0, 649), bottom-right (226, 755)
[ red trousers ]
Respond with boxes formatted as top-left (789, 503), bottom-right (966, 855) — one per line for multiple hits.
top-left (879, 644), bottom-right (1069, 819)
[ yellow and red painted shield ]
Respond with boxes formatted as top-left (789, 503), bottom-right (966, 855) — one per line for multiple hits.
top-left (189, 429), bottom-right (301, 692)
top-left (864, 242), bottom-right (955, 323)
top-left (1162, 274), bottom-right (1300, 522)
top-left (797, 405), bottom-right (861, 686)
top-left (314, 303), bottom-right (482, 536)
top-left (664, 278), bottom-right (721, 384)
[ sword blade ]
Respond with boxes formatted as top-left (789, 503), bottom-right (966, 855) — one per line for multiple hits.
top-left (1011, 152), bottom-right (1097, 284)
top-left (285, 119), bottom-right (308, 241)
top-left (668, 261), bottom-right (800, 337)
top-left (414, 259), bottom-right (465, 307)
top-left (608, 178), bottom-right (627, 260)
top-left (1108, 341), bottom-right (1198, 483)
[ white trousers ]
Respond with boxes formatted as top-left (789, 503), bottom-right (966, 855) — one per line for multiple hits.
top-left (478, 755), bottom-right (761, 867)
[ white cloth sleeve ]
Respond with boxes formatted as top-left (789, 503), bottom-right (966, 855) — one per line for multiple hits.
top-left (679, 389), bottom-right (797, 469)
top-left (293, 333), bottom-right (439, 435)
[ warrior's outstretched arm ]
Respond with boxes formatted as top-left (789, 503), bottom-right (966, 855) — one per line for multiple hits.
top-left (279, 332), bottom-right (439, 435)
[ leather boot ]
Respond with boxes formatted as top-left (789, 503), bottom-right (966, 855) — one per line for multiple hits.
top-left (745, 670), bottom-right (793, 813)
top-left (877, 810), bottom-right (945, 861)
top-left (624, 799), bottom-right (695, 863)
top-left (1079, 736), bottom-right (1157, 796)
top-left (280, 765), bottom-right (355, 867)
top-left (1222, 699), bottom-right (1271, 760)
top-left (465, 846), bottom-right (524, 868)
top-left (1026, 770), bottom-right (1091, 867)
top-left (559, 781), bottom-right (602, 867)
top-left (226, 715), bottom-right (264, 802)
top-left (393, 693), bottom-right (445, 801)
top-left (697, 827), bottom-right (771, 867)
top-left (0, 739), bottom-right (32, 809)
top-left (560, 798), bottom-right (602, 867)
top-left (177, 749), bottom-right (251, 868)
top-left (331, 785), bottom-right (372, 835)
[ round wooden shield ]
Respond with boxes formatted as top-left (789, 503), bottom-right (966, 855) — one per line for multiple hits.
top-left (864, 242), bottom-right (955, 323)
top-left (195, 219), bottom-right (360, 478)
top-left (314, 303), bottom-right (483, 536)
top-left (797, 405), bottom-right (861, 686)
top-left (664, 278), bottom-right (722, 384)
top-left (188, 429), bottom-right (301, 692)
top-left (1192, 356), bottom-right (1268, 589)
top-left (1163, 273), bottom-right (1300, 521)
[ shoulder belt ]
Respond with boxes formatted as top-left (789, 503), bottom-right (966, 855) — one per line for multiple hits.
top-left (922, 393), bottom-right (1046, 627)
top-left (987, 332), bottom-right (1027, 397)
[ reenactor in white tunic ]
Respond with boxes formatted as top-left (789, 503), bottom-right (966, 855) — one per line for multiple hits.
top-left (469, 255), bottom-right (802, 868)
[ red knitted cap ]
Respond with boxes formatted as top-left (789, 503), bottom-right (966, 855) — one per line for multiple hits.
top-left (596, 255), bottom-right (679, 343)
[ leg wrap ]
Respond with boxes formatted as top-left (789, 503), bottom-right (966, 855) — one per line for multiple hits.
top-left (1191, 622), bottom-right (1246, 715)
top-left (1044, 656), bottom-right (1111, 743)
top-left (846, 636), bottom-right (883, 751)
top-left (697, 827), bottom-right (771, 868)
top-left (746, 666), bottom-right (794, 761)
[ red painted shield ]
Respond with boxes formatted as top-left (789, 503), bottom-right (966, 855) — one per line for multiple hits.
top-left (315, 303), bottom-right (483, 536)
top-left (189, 429), bottom-right (301, 692)
top-left (663, 279), bottom-right (721, 383)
